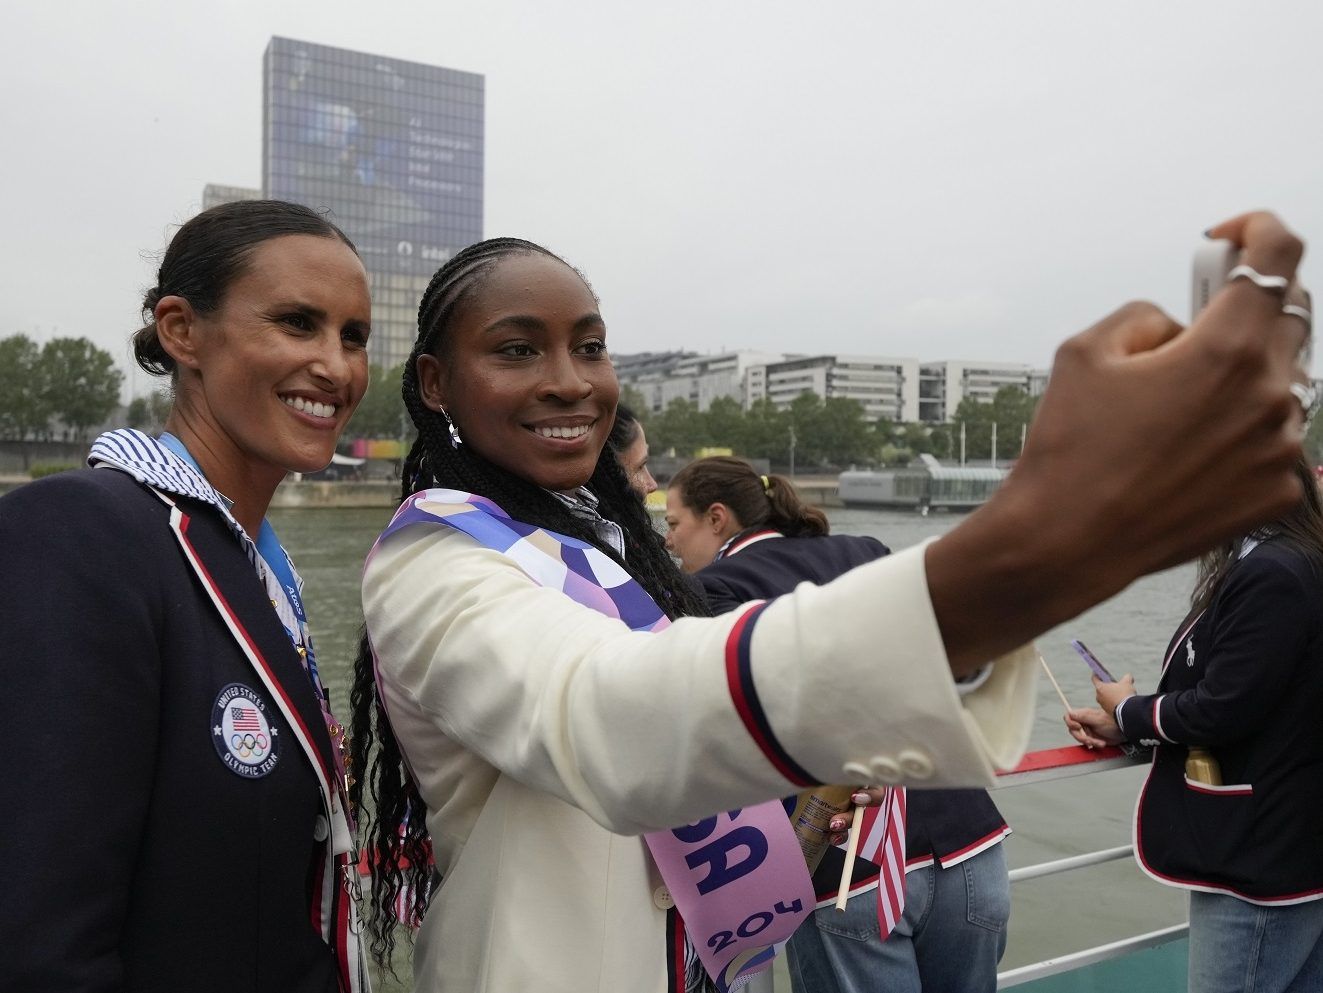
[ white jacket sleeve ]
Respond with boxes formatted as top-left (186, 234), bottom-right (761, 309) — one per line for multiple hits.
top-left (363, 525), bottom-right (1036, 836)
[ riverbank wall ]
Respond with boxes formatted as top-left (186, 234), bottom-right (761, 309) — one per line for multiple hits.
top-left (0, 474), bottom-right (846, 508)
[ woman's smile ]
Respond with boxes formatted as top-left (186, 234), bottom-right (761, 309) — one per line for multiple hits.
top-left (417, 253), bottom-right (620, 492)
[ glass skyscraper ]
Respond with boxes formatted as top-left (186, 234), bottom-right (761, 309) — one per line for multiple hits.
top-left (263, 37), bottom-right (484, 368)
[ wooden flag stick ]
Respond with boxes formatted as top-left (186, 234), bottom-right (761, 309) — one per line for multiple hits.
top-left (835, 803), bottom-right (864, 911)
top-left (1040, 655), bottom-right (1074, 712)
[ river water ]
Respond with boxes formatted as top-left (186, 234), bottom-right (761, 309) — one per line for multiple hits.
top-left (270, 504), bottom-right (1192, 976)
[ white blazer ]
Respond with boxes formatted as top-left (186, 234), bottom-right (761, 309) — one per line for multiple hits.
top-left (363, 530), bottom-right (1036, 993)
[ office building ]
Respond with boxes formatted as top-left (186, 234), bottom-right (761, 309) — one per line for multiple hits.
top-left (752, 354), bottom-right (921, 423)
top-left (615, 350), bottom-right (785, 415)
top-left (917, 361), bottom-right (1041, 423)
top-left (263, 37), bottom-right (484, 368)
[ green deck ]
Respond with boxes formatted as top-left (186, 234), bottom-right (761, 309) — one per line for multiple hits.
top-left (1001, 937), bottom-right (1187, 991)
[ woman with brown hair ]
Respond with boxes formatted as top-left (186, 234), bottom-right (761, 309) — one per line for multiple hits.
top-left (667, 456), bottom-right (1012, 993)
top-left (1067, 456), bottom-right (1323, 993)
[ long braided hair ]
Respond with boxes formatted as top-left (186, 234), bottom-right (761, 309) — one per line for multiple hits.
top-left (349, 237), bottom-right (709, 966)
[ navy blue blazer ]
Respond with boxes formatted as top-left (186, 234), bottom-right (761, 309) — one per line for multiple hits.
top-left (0, 469), bottom-right (343, 992)
top-left (696, 530), bottom-right (1008, 899)
top-left (1118, 539), bottom-right (1323, 902)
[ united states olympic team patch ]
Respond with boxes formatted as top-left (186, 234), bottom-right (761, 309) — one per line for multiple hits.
top-left (212, 683), bottom-right (280, 778)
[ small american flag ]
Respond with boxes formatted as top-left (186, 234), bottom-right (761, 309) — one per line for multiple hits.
top-left (231, 705), bottom-right (262, 731)
top-left (853, 787), bottom-right (908, 935)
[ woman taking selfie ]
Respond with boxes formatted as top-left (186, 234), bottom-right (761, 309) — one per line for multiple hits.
top-left (352, 214), bottom-right (1310, 993)
top-left (0, 200), bottom-right (371, 992)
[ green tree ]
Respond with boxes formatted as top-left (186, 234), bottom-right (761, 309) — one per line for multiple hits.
top-left (649, 397), bottom-right (708, 456)
top-left (0, 334), bottom-right (50, 440)
top-left (741, 397), bottom-right (788, 460)
top-left (815, 397), bottom-right (873, 465)
top-left (125, 388), bottom-right (173, 432)
top-left (926, 423), bottom-right (954, 460)
top-left (703, 395), bottom-right (746, 451)
top-left (38, 337), bottom-right (123, 439)
top-left (785, 392), bottom-right (825, 465)
top-left (345, 363), bottom-right (409, 441)
top-left (952, 386), bottom-right (1038, 462)
top-left (618, 384), bottom-right (650, 423)
top-left (125, 396), bottom-right (151, 429)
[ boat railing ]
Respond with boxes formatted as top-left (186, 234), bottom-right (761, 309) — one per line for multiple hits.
top-left (990, 744), bottom-right (1188, 990)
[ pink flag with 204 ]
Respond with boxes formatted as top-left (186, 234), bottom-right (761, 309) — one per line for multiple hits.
top-left (647, 804), bottom-right (816, 992)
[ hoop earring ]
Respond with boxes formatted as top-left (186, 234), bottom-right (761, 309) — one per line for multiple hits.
top-left (439, 406), bottom-right (463, 448)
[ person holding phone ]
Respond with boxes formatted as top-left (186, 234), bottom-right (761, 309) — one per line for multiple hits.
top-left (350, 212), bottom-right (1311, 993)
top-left (1066, 455), bottom-right (1323, 993)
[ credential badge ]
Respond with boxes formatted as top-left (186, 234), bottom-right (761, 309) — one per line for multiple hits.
top-left (212, 682), bottom-right (280, 778)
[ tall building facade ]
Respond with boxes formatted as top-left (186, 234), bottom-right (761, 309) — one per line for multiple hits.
top-left (917, 361), bottom-right (1041, 422)
top-left (263, 38), bottom-right (484, 368)
top-left (752, 355), bottom-right (921, 423)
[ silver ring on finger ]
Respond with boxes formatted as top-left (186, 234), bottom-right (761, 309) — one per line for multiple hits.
top-left (1228, 264), bottom-right (1291, 298)
top-left (1289, 381), bottom-right (1316, 415)
top-left (1282, 304), bottom-right (1313, 328)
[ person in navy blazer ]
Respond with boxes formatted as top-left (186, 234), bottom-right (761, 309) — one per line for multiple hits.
top-left (0, 201), bottom-right (373, 992)
top-left (665, 456), bottom-right (1012, 993)
top-left (1067, 456), bottom-right (1323, 993)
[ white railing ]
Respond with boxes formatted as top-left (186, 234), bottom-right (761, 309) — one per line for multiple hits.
top-left (991, 745), bottom-right (1188, 989)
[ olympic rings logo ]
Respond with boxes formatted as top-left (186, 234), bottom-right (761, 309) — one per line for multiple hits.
top-left (228, 729), bottom-right (270, 761)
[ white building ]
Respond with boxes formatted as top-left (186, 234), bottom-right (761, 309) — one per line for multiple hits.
top-left (750, 354), bottom-right (921, 423)
top-left (918, 361), bottom-right (1043, 422)
top-left (617, 350), bottom-right (784, 414)
top-left (613, 351), bottom-right (1050, 425)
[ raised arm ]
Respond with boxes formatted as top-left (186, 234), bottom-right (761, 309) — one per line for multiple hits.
top-left (929, 211), bottom-right (1308, 672)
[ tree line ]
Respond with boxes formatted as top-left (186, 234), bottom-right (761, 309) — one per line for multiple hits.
top-left (0, 334), bottom-right (124, 441)
top-left (632, 384), bottom-right (1042, 469)
top-left (17, 343), bottom-right (1323, 474)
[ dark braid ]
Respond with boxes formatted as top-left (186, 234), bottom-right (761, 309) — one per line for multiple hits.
top-left (350, 238), bottom-right (709, 967)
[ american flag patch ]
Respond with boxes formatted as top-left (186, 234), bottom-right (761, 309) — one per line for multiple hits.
top-left (231, 705), bottom-right (262, 731)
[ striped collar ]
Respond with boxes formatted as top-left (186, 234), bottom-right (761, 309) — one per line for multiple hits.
top-left (714, 528), bottom-right (783, 561)
top-left (88, 429), bottom-right (230, 514)
top-left (88, 428), bottom-right (261, 559)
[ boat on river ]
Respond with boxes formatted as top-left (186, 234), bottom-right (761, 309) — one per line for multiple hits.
top-left (839, 456), bottom-right (1008, 512)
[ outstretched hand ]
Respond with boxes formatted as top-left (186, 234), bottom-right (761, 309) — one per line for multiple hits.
top-left (930, 211), bottom-right (1308, 674)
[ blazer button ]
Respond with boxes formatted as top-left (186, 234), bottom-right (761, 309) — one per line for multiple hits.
top-left (313, 815), bottom-right (330, 842)
top-left (869, 756), bottom-right (902, 785)
top-left (897, 749), bottom-right (934, 780)
top-left (653, 886), bottom-right (675, 910)
top-left (842, 761), bottom-right (872, 781)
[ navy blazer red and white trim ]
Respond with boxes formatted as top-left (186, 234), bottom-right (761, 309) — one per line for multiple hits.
top-left (0, 466), bottom-right (359, 991)
top-left (1120, 538), bottom-right (1323, 904)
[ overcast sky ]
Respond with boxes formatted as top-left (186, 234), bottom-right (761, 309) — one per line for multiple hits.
top-left (3, 0), bottom-right (1321, 399)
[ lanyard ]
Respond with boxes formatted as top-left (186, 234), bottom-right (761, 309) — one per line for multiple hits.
top-left (157, 434), bottom-right (347, 805)
top-left (157, 434), bottom-right (321, 688)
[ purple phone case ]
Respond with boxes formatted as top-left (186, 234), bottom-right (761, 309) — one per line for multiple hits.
top-left (1071, 640), bottom-right (1115, 682)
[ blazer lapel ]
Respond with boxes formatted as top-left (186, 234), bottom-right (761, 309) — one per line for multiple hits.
top-left (165, 495), bottom-right (339, 811)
